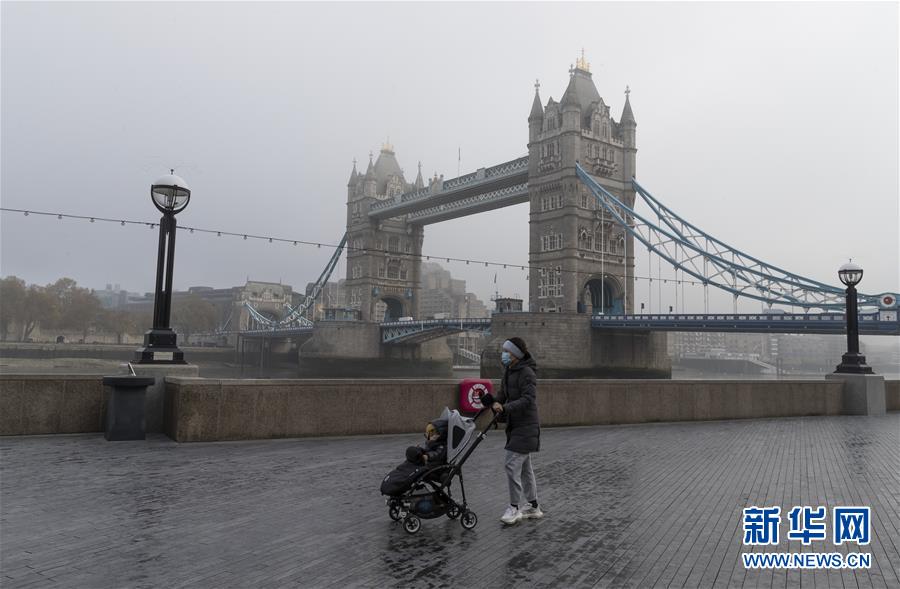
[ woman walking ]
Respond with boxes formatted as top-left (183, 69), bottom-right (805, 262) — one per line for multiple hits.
top-left (492, 337), bottom-right (543, 525)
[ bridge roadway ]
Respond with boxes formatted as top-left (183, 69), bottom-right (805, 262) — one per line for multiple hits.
top-left (235, 312), bottom-right (900, 342)
top-left (367, 156), bottom-right (529, 223)
top-left (591, 312), bottom-right (900, 336)
top-left (3, 415), bottom-right (898, 587)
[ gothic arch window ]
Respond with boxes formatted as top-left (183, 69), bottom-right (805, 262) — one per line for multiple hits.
top-left (387, 260), bottom-right (400, 280)
top-left (579, 227), bottom-right (594, 250)
top-left (388, 236), bottom-right (400, 252)
top-left (352, 265), bottom-right (362, 279)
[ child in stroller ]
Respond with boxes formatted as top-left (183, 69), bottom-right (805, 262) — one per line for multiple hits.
top-left (380, 418), bottom-right (448, 497)
top-left (379, 401), bottom-right (500, 534)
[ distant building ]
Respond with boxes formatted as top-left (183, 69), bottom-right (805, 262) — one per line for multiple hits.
top-left (316, 263), bottom-right (489, 321)
top-left (418, 262), bottom-right (489, 319)
top-left (494, 297), bottom-right (524, 313)
top-left (124, 280), bottom-right (295, 343)
top-left (668, 331), bottom-right (859, 375)
top-left (93, 283), bottom-right (146, 309)
top-left (304, 281), bottom-right (345, 320)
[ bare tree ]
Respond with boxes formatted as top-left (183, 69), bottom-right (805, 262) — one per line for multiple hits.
top-left (0, 276), bottom-right (26, 341)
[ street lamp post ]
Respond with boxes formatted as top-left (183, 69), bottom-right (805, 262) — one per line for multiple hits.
top-left (834, 261), bottom-right (873, 374)
top-left (134, 171), bottom-right (191, 364)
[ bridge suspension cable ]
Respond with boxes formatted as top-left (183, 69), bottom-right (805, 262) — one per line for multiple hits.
top-left (575, 165), bottom-right (897, 310)
top-left (244, 233), bottom-right (348, 329)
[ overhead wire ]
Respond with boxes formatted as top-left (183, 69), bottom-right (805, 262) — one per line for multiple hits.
top-left (0, 206), bottom-right (709, 287)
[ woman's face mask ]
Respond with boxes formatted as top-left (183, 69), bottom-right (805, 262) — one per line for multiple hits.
top-left (501, 351), bottom-right (512, 366)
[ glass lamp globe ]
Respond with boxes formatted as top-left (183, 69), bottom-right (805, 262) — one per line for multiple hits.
top-left (151, 172), bottom-right (191, 214)
top-left (838, 261), bottom-right (863, 287)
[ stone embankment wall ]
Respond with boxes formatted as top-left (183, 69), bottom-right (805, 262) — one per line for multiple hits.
top-left (0, 376), bottom-right (106, 435)
top-left (3, 375), bottom-right (897, 442)
top-left (887, 379), bottom-right (900, 411)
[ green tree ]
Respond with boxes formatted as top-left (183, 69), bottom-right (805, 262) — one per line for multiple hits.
top-left (67, 289), bottom-right (103, 342)
top-left (171, 295), bottom-right (217, 340)
top-left (43, 278), bottom-right (77, 330)
top-left (134, 311), bottom-right (154, 335)
top-left (19, 285), bottom-right (55, 341)
top-left (96, 309), bottom-right (138, 344)
top-left (45, 278), bottom-right (103, 341)
top-left (0, 276), bottom-right (27, 341)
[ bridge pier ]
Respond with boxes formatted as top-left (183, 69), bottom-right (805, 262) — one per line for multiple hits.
top-left (297, 321), bottom-right (453, 378)
top-left (481, 313), bottom-right (671, 379)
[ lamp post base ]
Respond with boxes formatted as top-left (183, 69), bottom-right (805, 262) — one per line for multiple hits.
top-left (826, 373), bottom-right (885, 415)
top-left (834, 352), bottom-right (874, 374)
top-left (133, 329), bottom-right (187, 364)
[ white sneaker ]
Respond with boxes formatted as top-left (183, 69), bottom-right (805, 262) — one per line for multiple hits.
top-left (500, 505), bottom-right (522, 525)
top-left (520, 505), bottom-right (544, 519)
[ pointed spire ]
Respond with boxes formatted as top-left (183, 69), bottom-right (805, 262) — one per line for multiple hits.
top-left (347, 157), bottom-right (358, 185)
top-left (365, 151), bottom-right (375, 178)
top-left (561, 73), bottom-right (579, 109)
top-left (621, 85), bottom-right (635, 125)
top-left (415, 161), bottom-right (424, 189)
top-left (529, 79), bottom-right (543, 121)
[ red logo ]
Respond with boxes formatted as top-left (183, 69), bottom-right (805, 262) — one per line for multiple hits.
top-left (467, 383), bottom-right (487, 410)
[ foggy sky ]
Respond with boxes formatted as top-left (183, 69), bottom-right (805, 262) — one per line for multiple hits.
top-left (2, 2), bottom-right (898, 313)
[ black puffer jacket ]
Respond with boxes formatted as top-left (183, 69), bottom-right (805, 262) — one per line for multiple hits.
top-left (497, 354), bottom-right (540, 454)
top-left (416, 417), bottom-right (448, 463)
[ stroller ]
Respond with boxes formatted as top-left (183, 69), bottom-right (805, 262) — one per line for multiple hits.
top-left (380, 397), bottom-right (500, 534)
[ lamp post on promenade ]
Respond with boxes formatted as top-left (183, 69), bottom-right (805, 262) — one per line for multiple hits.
top-left (134, 171), bottom-right (191, 364)
top-left (834, 261), bottom-right (873, 374)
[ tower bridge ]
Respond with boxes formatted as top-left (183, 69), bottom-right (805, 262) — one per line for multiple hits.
top-left (239, 56), bottom-right (898, 378)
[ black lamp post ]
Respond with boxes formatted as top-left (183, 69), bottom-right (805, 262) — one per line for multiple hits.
top-left (134, 171), bottom-right (191, 364)
top-left (834, 261), bottom-right (873, 374)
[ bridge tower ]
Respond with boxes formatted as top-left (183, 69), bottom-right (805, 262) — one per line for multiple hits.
top-left (345, 144), bottom-right (425, 321)
top-left (527, 55), bottom-right (637, 315)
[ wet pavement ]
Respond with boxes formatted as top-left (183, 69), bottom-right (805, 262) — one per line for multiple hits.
top-left (2, 414), bottom-right (899, 588)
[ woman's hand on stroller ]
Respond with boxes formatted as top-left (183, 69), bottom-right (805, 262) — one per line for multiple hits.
top-left (491, 402), bottom-right (503, 413)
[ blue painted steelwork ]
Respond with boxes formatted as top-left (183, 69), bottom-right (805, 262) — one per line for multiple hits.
top-left (239, 326), bottom-right (314, 339)
top-left (591, 312), bottom-right (900, 335)
top-left (381, 318), bottom-right (491, 344)
top-left (244, 233), bottom-right (348, 330)
top-left (630, 179), bottom-right (896, 310)
top-left (368, 156), bottom-right (528, 220)
top-left (575, 165), bottom-right (899, 311)
top-left (406, 183), bottom-right (529, 225)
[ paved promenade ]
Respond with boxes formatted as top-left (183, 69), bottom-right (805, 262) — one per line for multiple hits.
top-left (2, 414), bottom-right (899, 588)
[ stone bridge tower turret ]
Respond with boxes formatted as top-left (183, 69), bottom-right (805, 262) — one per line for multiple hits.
top-left (527, 54), bottom-right (637, 316)
top-left (345, 144), bottom-right (424, 321)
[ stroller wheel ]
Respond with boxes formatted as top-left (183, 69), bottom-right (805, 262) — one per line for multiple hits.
top-left (447, 504), bottom-right (461, 520)
top-left (388, 504), bottom-right (402, 521)
top-left (460, 510), bottom-right (478, 530)
top-left (403, 515), bottom-right (422, 534)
